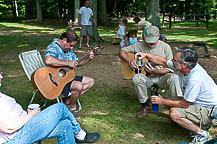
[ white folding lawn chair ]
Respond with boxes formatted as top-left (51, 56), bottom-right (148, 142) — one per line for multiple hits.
top-left (18, 49), bottom-right (82, 111)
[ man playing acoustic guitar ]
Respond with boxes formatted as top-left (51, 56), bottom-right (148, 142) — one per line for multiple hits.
top-left (119, 26), bottom-right (182, 118)
top-left (45, 31), bottom-right (94, 120)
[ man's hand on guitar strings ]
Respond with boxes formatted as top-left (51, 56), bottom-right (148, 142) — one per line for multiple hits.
top-left (68, 60), bottom-right (78, 68)
top-left (128, 59), bottom-right (137, 71)
top-left (134, 52), bottom-right (146, 60)
top-left (144, 63), bottom-right (159, 75)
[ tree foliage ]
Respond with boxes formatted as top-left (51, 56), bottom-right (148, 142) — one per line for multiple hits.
top-left (0, 0), bottom-right (216, 20)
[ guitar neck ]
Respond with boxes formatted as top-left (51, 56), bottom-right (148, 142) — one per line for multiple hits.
top-left (77, 53), bottom-right (89, 64)
top-left (76, 44), bottom-right (100, 65)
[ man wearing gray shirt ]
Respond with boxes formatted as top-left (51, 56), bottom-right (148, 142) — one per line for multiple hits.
top-left (119, 26), bottom-right (182, 118)
top-left (135, 47), bottom-right (217, 144)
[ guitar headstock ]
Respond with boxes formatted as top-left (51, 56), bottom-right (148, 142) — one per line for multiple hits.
top-left (90, 44), bottom-right (102, 53)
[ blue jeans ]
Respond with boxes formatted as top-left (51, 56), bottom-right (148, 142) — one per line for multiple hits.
top-left (4, 103), bottom-right (81, 144)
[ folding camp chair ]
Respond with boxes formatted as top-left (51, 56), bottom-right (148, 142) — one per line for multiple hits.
top-left (18, 49), bottom-right (82, 112)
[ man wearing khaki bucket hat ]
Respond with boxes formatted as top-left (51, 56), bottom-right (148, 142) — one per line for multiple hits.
top-left (119, 26), bottom-right (182, 118)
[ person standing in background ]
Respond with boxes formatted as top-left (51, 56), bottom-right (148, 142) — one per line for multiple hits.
top-left (78, 0), bottom-right (93, 49)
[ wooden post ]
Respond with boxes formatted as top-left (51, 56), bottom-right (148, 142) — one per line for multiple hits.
top-left (162, 12), bottom-right (165, 27)
top-left (196, 15), bottom-right (199, 27)
top-left (162, 0), bottom-right (165, 27)
top-left (206, 14), bottom-right (209, 29)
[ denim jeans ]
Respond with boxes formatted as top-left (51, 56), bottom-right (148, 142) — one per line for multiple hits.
top-left (4, 103), bottom-right (81, 144)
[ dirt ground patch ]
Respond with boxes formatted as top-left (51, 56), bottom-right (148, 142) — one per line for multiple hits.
top-left (74, 43), bottom-right (217, 87)
top-left (74, 44), bottom-right (127, 86)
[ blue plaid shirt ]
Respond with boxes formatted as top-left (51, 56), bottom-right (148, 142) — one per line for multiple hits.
top-left (45, 38), bottom-right (78, 61)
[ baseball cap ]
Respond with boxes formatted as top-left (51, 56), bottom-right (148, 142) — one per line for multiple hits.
top-left (145, 26), bottom-right (159, 43)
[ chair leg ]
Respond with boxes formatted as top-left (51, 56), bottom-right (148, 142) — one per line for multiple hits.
top-left (29, 90), bottom-right (38, 105)
top-left (77, 99), bottom-right (82, 112)
top-left (56, 97), bottom-right (60, 103)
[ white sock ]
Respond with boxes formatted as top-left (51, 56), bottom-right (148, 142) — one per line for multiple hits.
top-left (75, 129), bottom-right (86, 140)
top-left (199, 130), bottom-right (208, 136)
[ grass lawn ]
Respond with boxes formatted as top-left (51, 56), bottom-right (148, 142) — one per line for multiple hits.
top-left (0, 19), bottom-right (217, 144)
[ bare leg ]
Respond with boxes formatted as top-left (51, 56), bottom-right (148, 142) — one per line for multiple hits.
top-left (169, 108), bottom-right (203, 134)
top-left (68, 77), bottom-right (94, 110)
top-left (69, 81), bottom-right (83, 110)
top-left (86, 35), bottom-right (90, 46)
top-left (80, 36), bottom-right (84, 47)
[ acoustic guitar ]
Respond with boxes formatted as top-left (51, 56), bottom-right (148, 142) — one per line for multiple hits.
top-left (121, 52), bottom-right (148, 79)
top-left (31, 44), bottom-right (101, 99)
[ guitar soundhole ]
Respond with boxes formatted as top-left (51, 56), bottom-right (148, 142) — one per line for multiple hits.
top-left (58, 69), bottom-right (66, 77)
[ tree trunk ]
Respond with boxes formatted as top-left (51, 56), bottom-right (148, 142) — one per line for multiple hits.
top-left (90, 0), bottom-right (103, 42)
top-left (180, 1), bottom-right (184, 20)
top-left (11, 1), bottom-right (17, 19)
top-left (25, 0), bottom-right (32, 19)
top-left (146, 0), bottom-right (161, 28)
top-left (57, 0), bottom-right (63, 18)
top-left (162, 0), bottom-right (165, 27)
top-left (74, 0), bottom-right (80, 24)
top-left (15, 1), bottom-right (18, 16)
top-left (185, 0), bottom-right (190, 20)
top-left (98, 0), bottom-right (109, 26)
top-left (36, 0), bottom-right (43, 23)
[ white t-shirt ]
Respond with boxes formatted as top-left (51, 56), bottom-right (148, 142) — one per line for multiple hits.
top-left (167, 60), bottom-right (217, 107)
top-left (117, 25), bottom-right (126, 36)
top-left (79, 6), bottom-right (93, 25)
top-left (0, 92), bottom-right (27, 143)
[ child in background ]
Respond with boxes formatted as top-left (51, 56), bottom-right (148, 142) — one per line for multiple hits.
top-left (137, 20), bottom-right (152, 35)
top-left (159, 33), bottom-right (167, 43)
top-left (120, 30), bottom-right (139, 48)
top-left (112, 18), bottom-right (128, 45)
top-left (129, 30), bottom-right (139, 45)
top-left (136, 20), bottom-right (168, 43)
top-left (133, 17), bottom-right (141, 24)
top-left (120, 33), bottom-right (130, 48)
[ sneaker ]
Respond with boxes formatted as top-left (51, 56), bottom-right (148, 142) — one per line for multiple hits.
top-left (189, 124), bottom-right (212, 137)
top-left (78, 46), bottom-right (82, 49)
top-left (189, 131), bottom-right (212, 144)
top-left (75, 132), bottom-right (101, 143)
top-left (71, 110), bottom-right (81, 120)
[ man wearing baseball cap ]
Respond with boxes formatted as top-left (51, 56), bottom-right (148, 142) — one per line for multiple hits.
top-left (119, 26), bottom-right (182, 118)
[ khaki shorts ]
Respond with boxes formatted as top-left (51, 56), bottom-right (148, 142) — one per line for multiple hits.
top-left (80, 25), bottom-right (93, 36)
top-left (176, 105), bottom-right (212, 126)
